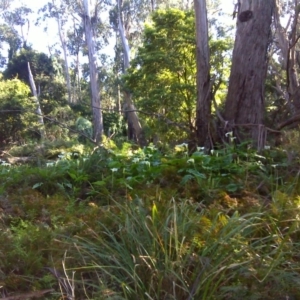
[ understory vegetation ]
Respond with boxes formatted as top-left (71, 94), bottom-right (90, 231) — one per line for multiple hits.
top-left (1, 135), bottom-right (300, 299)
top-left (1, 0), bottom-right (300, 299)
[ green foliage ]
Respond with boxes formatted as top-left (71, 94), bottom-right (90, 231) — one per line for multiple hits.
top-left (124, 9), bottom-right (196, 143)
top-left (0, 23), bottom-right (21, 65)
top-left (103, 111), bottom-right (127, 138)
top-left (124, 9), bottom-right (232, 143)
top-left (3, 48), bottom-right (77, 141)
top-left (75, 116), bottom-right (93, 143)
top-left (0, 75), bottom-right (37, 145)
top-left (4, 48), bottom-right (56, 84)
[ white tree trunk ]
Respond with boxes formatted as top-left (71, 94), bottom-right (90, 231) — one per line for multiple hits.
top-left (53, 0), bottom-right (72, 103)
top-left (27, 62), bottom-right (46, 139)
top-left (83, 0), bottom-right (103, 143)
top-left (118, 0), bottom-right (130, 70)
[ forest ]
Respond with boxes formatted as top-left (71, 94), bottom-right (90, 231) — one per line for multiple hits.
top-left (1, 0), bottom-right (300, 299)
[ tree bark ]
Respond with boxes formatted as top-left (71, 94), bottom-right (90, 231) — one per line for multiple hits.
top-left (273, 0), bottom-right (300, 113)
top-left (194, 0), bottom-right (211, 148)
top-left (83, 0), bottom-right (103, 144)
top-left (224, 0), bottom-right (274, 148)
top-left (117, 0), bottom-right (146, 146)
top-left (27, 62), bottom-right (46, 139)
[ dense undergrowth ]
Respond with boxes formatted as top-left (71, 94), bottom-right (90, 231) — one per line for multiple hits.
top-left (1, 138), bottom-right (300, 299)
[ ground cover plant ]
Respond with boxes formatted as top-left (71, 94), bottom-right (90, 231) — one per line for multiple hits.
top-left (1, 138), bottom-right (300, 299)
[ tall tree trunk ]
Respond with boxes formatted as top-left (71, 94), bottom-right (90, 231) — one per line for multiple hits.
top-left (83, 0), bottom-right (103, 144)
top-left (274, 0), bottom-right (300, 114)
top-left (194, 0), bottom-right (211, 148)
top-left (224, 0), bottom-right (274, 149)
top-left (53, 0), bottom-right (72, 103)
top-left (117, 0), bottom-right (146, 146)
top-left (27, 62), bottom-right (46, 139)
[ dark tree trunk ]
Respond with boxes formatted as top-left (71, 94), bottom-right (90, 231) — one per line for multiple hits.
top-left (224, 0), bottom-right (274, 148)
top-left (194, 0), bottom-right (211, 149)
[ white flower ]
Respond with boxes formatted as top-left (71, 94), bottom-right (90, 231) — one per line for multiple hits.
top-left (197, 147), bottom-right (205, 152)
top-left (111, 168), bottom-right (119, 172)
top-left (140, 161), bottom-right (150, 167)
top-left (176, 143), bottom-right (188, 148)
top-left (187, 158), bottom-right (195, 164)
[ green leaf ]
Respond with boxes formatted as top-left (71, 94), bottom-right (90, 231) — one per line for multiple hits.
top-left (181, 174), bottom-right (194, 185)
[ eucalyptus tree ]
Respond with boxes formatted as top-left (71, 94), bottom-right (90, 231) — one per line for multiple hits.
top-left (270, 0), bottom-right (300, 130)
top-left (2, 5), bottom-right (33, 47)
top-left (223, 0), bottom-right (275, 149)
top-left (38, 0), bottom-right (72, 103)
top-left (66, 19), bottom-right (85, 103)
top-left (81, 0), bottom-right (103, 143)
top-left (114, 0), bottom-right (146, 145)
top-left (52, 0), bottom-right (112, 143)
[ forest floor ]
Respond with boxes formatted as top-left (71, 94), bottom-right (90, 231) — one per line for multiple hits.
top-left (1, 138), bottom-right (300, 299)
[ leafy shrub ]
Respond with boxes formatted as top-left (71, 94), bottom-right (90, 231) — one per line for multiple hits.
top-left (0, 75), bottom-right (36, 145)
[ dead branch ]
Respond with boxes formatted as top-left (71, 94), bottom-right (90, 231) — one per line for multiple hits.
top-left (277, 113), bottom-right (300, 130)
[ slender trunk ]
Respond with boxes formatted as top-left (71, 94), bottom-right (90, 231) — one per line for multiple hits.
top-left (117, 0), bottom-right (146, 146)
top-left (83, 0), bottom-right (103, 144)
top-left (53, 0), bottom-right (72, 103)
top-left (224, 0), bottom-right (274, 149)
top-left (150, 0), bottom-right (155, 11)
top-left (57, 17), bottom-right (72, 103)
top-left (27, 62), bottom-right (46, 139)
top-left (194, 0), bottom-right (211, 148)
top-left (76, 51), bottom-right (82, 103)
top-left (117, 83), bottom-right (121, 115)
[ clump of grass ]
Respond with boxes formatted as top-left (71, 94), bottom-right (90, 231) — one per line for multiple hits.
top-left (67, 197), bottom-right (300, 300)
